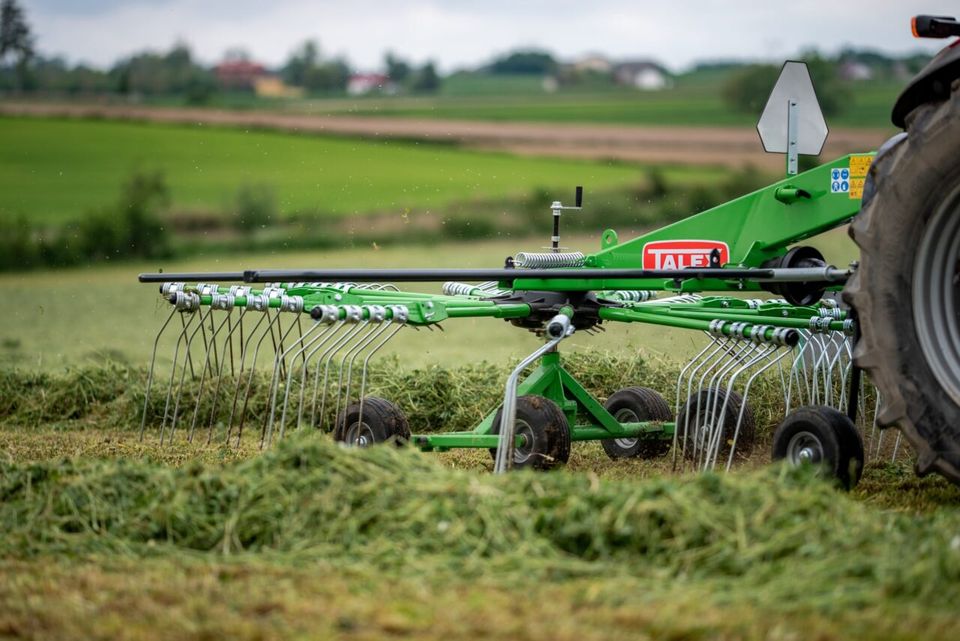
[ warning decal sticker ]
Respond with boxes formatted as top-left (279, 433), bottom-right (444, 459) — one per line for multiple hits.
top-left (848, 154), bottom-right (873, 200)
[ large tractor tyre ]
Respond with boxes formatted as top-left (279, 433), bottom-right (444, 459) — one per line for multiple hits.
top-left (844, 79), bottom-right (960, 484)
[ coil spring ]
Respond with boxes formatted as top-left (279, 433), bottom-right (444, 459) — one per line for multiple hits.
top-left (611, 290), bottom-right (656, 302)
top-left (513, 251), bottom-right (585, 268)
top-left (442, 282), bottom-right (479, 297)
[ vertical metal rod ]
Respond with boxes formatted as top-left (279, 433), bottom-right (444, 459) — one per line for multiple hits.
top-left (140, 307), bottom-right (176, 441)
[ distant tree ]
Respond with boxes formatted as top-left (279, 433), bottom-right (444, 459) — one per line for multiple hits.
top-left (109, 42), bottom-right (214, 101)
top-left (490, 50), bottom-right (556, 75)
top-left (721, 54), bottom-right (850, 118)
top-left (385, 51), bottom-right (410, 84)
top-left (411, 61), bottom-right (440, 93)
top-left (283, 40), bottom-right (348, 93)
top-left (0, 0), bottom-right (34, 89)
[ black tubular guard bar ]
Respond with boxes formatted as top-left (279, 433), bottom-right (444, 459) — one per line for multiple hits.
top-left (140, 266), bottom-right (853, 284)
top-left (138, 267), bottom-right (778, 284)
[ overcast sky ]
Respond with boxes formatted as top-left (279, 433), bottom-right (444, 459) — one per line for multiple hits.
top-left (22, 0), bottom-right (960, 72)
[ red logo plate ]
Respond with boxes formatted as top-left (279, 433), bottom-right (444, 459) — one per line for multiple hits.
top-left (641, 240), bottom-right (730, 270)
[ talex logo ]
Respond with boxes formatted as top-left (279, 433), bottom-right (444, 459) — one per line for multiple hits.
top-left (642, 240), bottom-right (730, 270)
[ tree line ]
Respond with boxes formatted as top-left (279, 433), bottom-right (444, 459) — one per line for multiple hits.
top-left (0, 0), bottom-right (440, 101)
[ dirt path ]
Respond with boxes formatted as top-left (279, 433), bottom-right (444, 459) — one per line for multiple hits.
top-left (0, 101), bottom-right (892, 169)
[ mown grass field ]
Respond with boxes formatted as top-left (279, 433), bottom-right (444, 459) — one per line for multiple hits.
top-left (0, 117), bottom-right (727, 225)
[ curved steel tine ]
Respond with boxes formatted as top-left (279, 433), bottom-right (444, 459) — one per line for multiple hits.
top-left (698, 339), bottom-right (755, 470)
top-left (206, 308), bottom-right (247, 445)
top-left (272, 320), bottom-right (334, 440)
top-left (159, 312), bottom-right (197, 441)
top-left (314, 321), bottom-right (369, 432)
top-left (671, 330), bottom-right (715, 466)
top-left (704, 341), bottom-right (766, 469)
top-left (187, 310), bottom-right (233, 442)
top-left (225, 311), bottom-right (268, 444)
top-left (676, 335), bottom-right (728, 469)
top-left (166, 307), bottom-right (215, 444)
top-left (234, 310), bottom-right (284, 448)
top-left (340, 322), bottom-right (392, 435)
top-left (723, 344), bottom-right (793, 471)
top-left (140, 307), bottom-right (176, 441)
top-left (297, 323), bottom-right (352, 431)
top-left (355, 323), bottom-right (405, 434)
top-left (332, 322), bottom-right (378, 435)
top-left (261, 312), bottom-right (311, 448)
top-left (892, 431), bottom-right (903, 462)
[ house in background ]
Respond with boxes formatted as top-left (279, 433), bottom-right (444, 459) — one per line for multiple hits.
top-left (347, 73), bottom-right (395, 95)
top-left (573, 54), bottom-right (612, 74)
top-left (253, 76), bottom-right (304, 99)
top-left (613, 61), bottom-right (671, 90)
top-left (214, 58), bottom-right (267, 91)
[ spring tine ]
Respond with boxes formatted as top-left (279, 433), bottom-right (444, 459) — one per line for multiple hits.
top-left (356, 320), bottom-right (406, 435)
top-left (159, 309), bottom-right (197, 443)
top-left (261, 311), bottom-right (310, 448)
top-left (208, 308), bottom-right (220, 376)
top-left (676, 334), bottom-right (728, 469)
top-left (698, 337), bottom-right (754, 469)
top-left (179, 312), bottom-right (197, 380)
top-left (206, 308), bottom-right (247, 445)
top-left (296, 319), bottom-right (352, 431)
top-left (187, 309), bottom-right (233, 442)
top-left (140, 307), bottom-right (176, 441)
top-left (339, 311), bottom-right (392, 436)
top-left (702, 339), bottom-right (765, 468)
top-left (271, 319), bottom-right (332, 442)
top-left (166, 306), bottom-right (215, 444)
top-left (723, 342), bottom-right (792, 471)
top-left (892, 431), bottom-right (903, 462)
top-left (234, 309), bottom-right (284, 448)
top-left (316, 314), bottom-right (368, 432)
top-left (332, 323), bottom-right (377, 436)
top-left (284, 321), bottom-right (342, 434)
top-left (224, 311), bottom-right (269, 444)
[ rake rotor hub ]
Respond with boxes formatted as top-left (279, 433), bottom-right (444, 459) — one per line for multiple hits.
top-left (493, 289), bottom-right (603, 334)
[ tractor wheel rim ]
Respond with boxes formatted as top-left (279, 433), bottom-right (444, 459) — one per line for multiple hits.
top-left (513, 419), bottom-right (535, 464)
top-left (613, 408), bottom-right (640, 448)
top-left (786, 430), bottom-right (824, 465)
top-left (914, 181), bottom-right (960, 408)
top-left (345, 422), bottom-right (374, 447)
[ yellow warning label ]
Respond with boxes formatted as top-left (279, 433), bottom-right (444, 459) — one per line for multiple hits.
top-left (850, 155), bottom-right (872, 178)
top-left (849, 177), bottom-right (866, 200)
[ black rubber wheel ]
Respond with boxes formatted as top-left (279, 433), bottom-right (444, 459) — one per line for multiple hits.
top-left (334, 397), bottom-right (410, 447)
top-left (675, 387), bottom-right (756, 461)
top-left (843, 81), bottom-right (960, 484)
top-left (490, 395), bottom-right (571, 470)
top-left (600, 387), bottom-right (672, 459)
top-left (771, 405), bottom-right (864, 490)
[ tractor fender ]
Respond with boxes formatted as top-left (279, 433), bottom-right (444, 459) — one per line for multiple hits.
top-left (892, 41), bottom-right (960, 128)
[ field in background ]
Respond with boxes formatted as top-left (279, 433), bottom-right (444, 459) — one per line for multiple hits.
top-left (1, 117), bottom-right (727, 225)
top-left (0, 228), bottom-right (857, 372)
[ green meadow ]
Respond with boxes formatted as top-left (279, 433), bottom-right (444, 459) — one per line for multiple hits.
top-left (0, 117), bottom-right (726, 225)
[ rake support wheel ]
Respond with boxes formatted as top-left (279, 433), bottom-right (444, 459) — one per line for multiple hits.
top-left (771, 405), bottom-right (864, 489)
top-left (491, 395), bottom-right (571, 471)
top-left (844, 81), bottom-right (960, 484)
top-left (600, 387), bottom-right (673, 459)
top-left (335, 397), bottom-right (410, 447)
top-left (675, 387), bottom-right (757, 460)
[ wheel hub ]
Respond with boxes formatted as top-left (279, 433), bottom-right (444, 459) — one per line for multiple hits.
top-left (913, 182), bottom-right (960, 407)
top-left (613, 408), bottom-right (640, 448)
top-left (786, 430), bottom-right (824, 465)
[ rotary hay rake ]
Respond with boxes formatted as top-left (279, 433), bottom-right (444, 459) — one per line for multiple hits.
top-left (136, 33), bottom-right (960, 486)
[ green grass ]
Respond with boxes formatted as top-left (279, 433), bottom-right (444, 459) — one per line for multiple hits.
top-left (294, 78), bottom-right (903, 129)
top-left (0, 117), bottom-right (726, 225)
